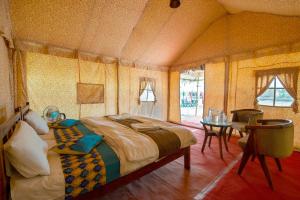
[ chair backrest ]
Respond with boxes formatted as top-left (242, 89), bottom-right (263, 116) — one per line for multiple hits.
top-left (231, 109), bottom-right (263, 123)
top-left (247, 119), bottom-right (294, 158)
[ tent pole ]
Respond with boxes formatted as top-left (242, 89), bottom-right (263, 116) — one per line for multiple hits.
top-left (223, 56), bottom-right (230, 115)
top-left (195, 76), bottom-right (200, 116)
top-left (167, 70), bottom-right (171, 121)
top-left (116, 62), bottom-right (120, 115)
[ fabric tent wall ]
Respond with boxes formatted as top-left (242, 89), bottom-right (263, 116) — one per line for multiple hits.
top-left (0, 37), bottom-right (13, 118)
top-left (0, 0), bottom-right (13, 120)
top-left (168, 71), bottom-right (180, 122)
top-left (26, 52), bottom-right (118, 118)
top-left (204, 62), bottom-right (226, 115)
top-left (168, 64), bottom-right (226, 123)
top-left (0, 0), bottom-right (13, 46)
top-left (227, 51), bottom-right (300, 148)
top-left (118, 65), bottom-right (168, 120)
top-left (173, 12), bottom-right (300, 69)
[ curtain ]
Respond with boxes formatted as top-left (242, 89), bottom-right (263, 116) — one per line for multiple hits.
top-left (149, 79), bottom-right (155, 91)
top-left (254, 71), bottom-right (274, 108)
top-left (254, 67), bottom-right (299, 113)
top-left (139, 78), bottom-right (147, 96)
top-left (277, 68), bottom-right (299, 113)
top-left (12, 49), bottom-right (28, 109)
top-left (149, 78), bottom-right (156, 103)
top-left (138, 77), bottom-right (148, 104)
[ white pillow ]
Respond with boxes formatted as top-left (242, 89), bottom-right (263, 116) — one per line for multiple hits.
top-left (4, 121), bottom-right (50, 178)
top-left (25, 111), bottom-right (49, 134)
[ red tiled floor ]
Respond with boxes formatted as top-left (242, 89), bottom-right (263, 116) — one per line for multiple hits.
top-left (101, 128), bottom-right (242, 200)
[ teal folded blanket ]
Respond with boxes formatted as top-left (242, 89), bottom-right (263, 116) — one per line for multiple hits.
top-left (59, 119), bottom-right (80, 127)
top-left (71, 134), bottom-right (103, 153)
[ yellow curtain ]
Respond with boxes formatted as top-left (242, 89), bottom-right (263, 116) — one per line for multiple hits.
top-left (138, 77), bottom-right (148, 104)
top-left (254, 71), bottom-right (275, 108)
top-left (12, 49), bottom-right (28, 108)
top-left (277, 68), bottom-right (299, 113)
top-left (254, 67), bottom-right (299, 113)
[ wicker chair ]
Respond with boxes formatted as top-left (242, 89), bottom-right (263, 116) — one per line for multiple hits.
top-left (238, 119), bottom-right (294, 189)
top-left (227, 109), bottom-right (263, 141)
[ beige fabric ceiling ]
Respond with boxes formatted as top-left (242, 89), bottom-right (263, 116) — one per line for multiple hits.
top-left (218, 0), bottom-right (300, 16)
top-left (173, 12), bottom-right (300, 69)
top-left (9, 0), bottom-right (226, 67)
top-left (8, 0), bottom-right (300, 67)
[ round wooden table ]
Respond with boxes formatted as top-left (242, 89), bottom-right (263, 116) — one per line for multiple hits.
top-left (200, 119), bottom-right (232, 159)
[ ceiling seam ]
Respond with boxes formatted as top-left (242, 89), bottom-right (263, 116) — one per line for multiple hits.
top-left (119, 0), bottom-right (150, 59)
top-left (78, 0), bottom-right (97, 50)
top-left (134, 9), bottom-right (177, 65)
top-left (217, 0), bottom-right (300, 17)
top-left (216, 0), bottom-right (230, 13)
top-left (85, 0), bottom-right (108, 51)
top-left (169, 12), bottom-right (228, 67)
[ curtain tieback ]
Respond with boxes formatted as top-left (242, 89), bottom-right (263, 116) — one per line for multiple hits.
top-left (292, 100), bottom-right (299, 113)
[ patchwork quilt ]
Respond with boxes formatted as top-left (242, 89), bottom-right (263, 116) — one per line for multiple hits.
top-left (53, 122), bottom-right (120, 199)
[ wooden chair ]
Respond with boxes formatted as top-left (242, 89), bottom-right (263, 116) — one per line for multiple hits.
top-left (237, 119), bottom-right (294, 189)
top-left (228, 109), bottom-right (263, 141)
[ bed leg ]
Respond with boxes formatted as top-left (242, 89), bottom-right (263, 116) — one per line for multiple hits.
top-left (184, 147), bottom-right (190, 170)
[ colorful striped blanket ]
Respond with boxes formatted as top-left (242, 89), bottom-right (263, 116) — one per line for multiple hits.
top-left (53, 122), bottom-right (120, 199)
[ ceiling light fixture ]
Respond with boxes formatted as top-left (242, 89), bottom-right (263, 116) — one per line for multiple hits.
top-left (170, 0), bottom-right (180, 9)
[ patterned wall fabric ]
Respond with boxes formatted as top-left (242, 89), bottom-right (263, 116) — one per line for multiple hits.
top-left (26, 52), bottom-right (118, 118)
top-left (0, 37), bottom-right (13, 119)
top-left (227, 51), bottom-right (300, 148)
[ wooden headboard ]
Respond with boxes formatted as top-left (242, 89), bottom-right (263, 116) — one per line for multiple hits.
top-left (0, 102), bottom-right (30, 200)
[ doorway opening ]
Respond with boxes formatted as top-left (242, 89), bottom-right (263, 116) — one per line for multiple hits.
top-left (180, 68), bottom-right (204, 126)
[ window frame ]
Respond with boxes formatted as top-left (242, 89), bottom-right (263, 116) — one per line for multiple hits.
top-left (139, 78), bottom-right (156, 103)
top-left (257, 76), bottom-right (294, 108)
top-left (140, 84), bottom-right (155, 102)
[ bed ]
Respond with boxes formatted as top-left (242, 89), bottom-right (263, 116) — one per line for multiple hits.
top-left (0, 103), bottom-right (196, 200)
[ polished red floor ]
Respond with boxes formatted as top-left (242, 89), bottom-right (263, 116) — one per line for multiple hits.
top-left (102, 128), bottom-right (242, 200)
top-left (205, 151), bottom-right (300, 200)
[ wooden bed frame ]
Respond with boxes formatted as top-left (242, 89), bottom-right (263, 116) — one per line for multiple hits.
top-left (0, 103), bottom-right (191, 200)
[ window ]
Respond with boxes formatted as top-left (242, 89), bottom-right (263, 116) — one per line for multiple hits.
top-left (140, 83), bottom-right (155, 102)
top-left (257, 76), bottom-right (294, 107)
top-left (139, 78), bottom-right (156, 102)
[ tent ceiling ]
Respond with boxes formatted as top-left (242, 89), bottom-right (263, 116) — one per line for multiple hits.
top-left (9, 0), bottom-right (300, 67)
top-left (9, 0), bottom-right (226, 66)
top-left (217, 0), bottom-right (300, 16)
